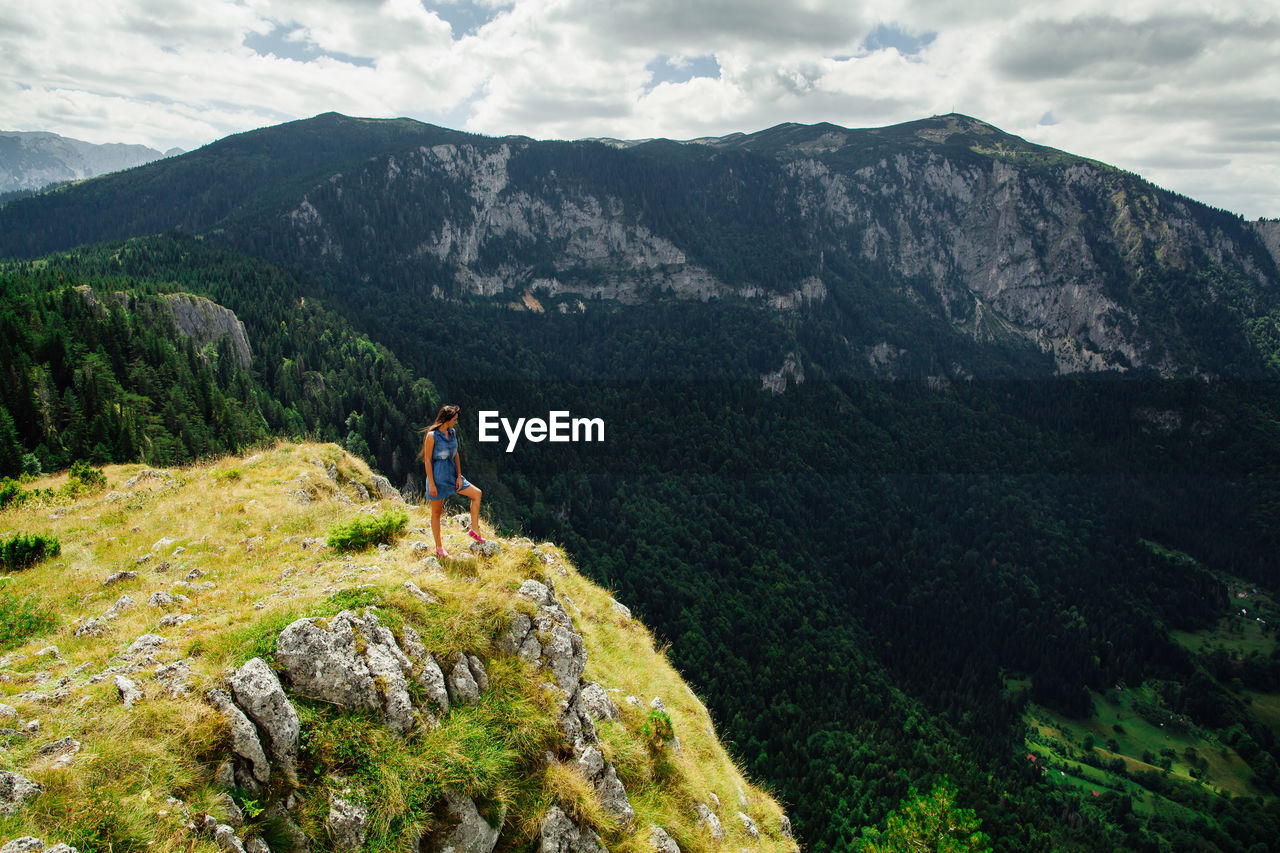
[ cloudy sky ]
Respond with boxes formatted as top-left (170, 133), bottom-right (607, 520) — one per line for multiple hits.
top-left (2, 0), bottom-right (1276, 218)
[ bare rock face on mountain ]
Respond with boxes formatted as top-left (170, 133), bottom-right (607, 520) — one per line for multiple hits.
top-left (162, 294), bottom-right (252, 370)
top-left (0, 130), bottom-right (169, 192)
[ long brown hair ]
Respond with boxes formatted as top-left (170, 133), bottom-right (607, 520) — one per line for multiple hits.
top-left (417, 404), bottom-right (460, 460)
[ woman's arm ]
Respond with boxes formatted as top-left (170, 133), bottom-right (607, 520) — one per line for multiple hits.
top-left (424, 432), bottom-right (437, 497)
top-left (454, 446), bottom-right (463, 487)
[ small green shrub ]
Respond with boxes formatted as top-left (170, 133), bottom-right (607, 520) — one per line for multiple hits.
top-left (641, 709), bottom-right (674, 751)
top-left (0, 532), bottom-right (61, 572)
top-left (0, 477), bottom-right (26, 510)
top-left (0, 592), bottom-right (57, 650)
top-left (65, 459), bottom-right (107, 494)
top-left (326, 508), bottom-right (409, 552)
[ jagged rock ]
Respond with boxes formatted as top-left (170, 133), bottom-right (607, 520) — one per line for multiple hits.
top-left (735, 812), bottom-right (759, 840)
top-left (47, 845), bottom-right (77, 853)
top-left (218, 792), bottom-right (245, 827)
top-left (327, 794), bottom-right (368, 851)
top-left (151, 536), bottom-right (178, 551)
top-left (400, 626), bottom-right (449, 716)
top-left (0, 770), bottom-right (42, 814)
top-left (0, 839), bottom-right (44, 853)
top-left (159, 613), bottom-right (194, 628)
top-left (539, 804), bottom-right (606, 853)
top-left (105, 594), bottom-right (135, 618)
top-left (205, 689), bottom-right (269, 791)
top-left (274, 610), bottom-right (416, 735)
top-left (36, 736), bottom-right (80, 761)
top-left (608, 598), bottom-right (632, 620)
top-left (212, 823), bottom-right (246, 853)
top-left (427, 790), bottom-right (504, 853)
top-left (262, 803), bottom-right (310, 852)
top-left (74, 617), bottom-right (108, 638)
top-left (779, 814), bottom-right (794, 839)
top-left (148, 590), bottom-right (189, 608)
top-left (553, 686), bottom-right (598, 754)
top-left (125, 634), bottom-right (167, 660)
top-left (515, 580), bottom-right (586, 694)
top-left (0, 704), bottom-right (15, 720)
top-left (497, 611), bottom-right (542, 665)
top-left (735, 784), bottom-right (747, 808)
top-left (184, 567), bottom-right (206, 581)
top-left (694, 803), bottom-right (723, 842)
top-left (650, 697), bottom-right (667, 714)
top-left (594, 764), bottom-right (634, 828)
top-left (353, 482), bottom-right (371, 502)
top-left (227, 658), bottom-right (299, 777)
top-left (579, 682), bottom-right (619, 722)
top-left (103, 570), bottom-right (137, 586)
top-left (446, 652), bottom-right (486, 705)
top-left (410, 542), bottom-right (435, 557)
top-left (469, 539), bottom-right (501, 557)
top-left (649, 826), bottom-right (680, 853)
top-left (244, 840), bottom-right (270, 853)
top-left (114, 675), bottom-right (142, 709)
top-left (371, 474), bottom-right (403, 502)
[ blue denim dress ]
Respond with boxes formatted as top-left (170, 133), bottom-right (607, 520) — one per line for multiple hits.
top-left (427, 428), bottom-right (472, 501)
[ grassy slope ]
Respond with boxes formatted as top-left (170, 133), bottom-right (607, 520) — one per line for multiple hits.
top-left (0, 442), bottom-right (792, 852)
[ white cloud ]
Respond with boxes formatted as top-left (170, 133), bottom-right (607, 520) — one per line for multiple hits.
top-left (0, 0), bottom-right (1275, 217)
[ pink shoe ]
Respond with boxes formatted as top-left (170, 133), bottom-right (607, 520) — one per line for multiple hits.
top-left (467, 529), bottom-right (486, 543)
top-left (435, 548), bottom-right (451, 559)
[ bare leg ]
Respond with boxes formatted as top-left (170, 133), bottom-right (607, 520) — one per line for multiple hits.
top-left (430, 499), bottom-right (445, 552)
top-left (458, 485), bottom-right (483, 533)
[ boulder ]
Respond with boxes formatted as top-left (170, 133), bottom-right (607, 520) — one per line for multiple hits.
top-left (227, 658), bottom-right (299, 777)
top-left (73, 617), bottom-right (108, 638)
top-left (274, 610), bottom-right (416, 736)
top-left (735, 812), bottom-right (759, 840)
top-left (105, 594), bottom-right (135, 618)
top-left (649, 826), bottom-right (681, 853)
top-left (205, 689), bottom-right (269, 791)
top-left (513, 580), bottom-right (586, 694)
top-left (469, 540), bottom-right (501, 558)
top-left (327, 794), bottom-right (368, 851)
top-left (579, 682), bottom-right (620, 722)
top-left (694, 803), bottom-right (723, 842)
top-left (538, 804), bottom-right (606, 853)
top-left (400, 626), bottom-right (449, 716)
top-left (114, 675), bottom-right (143, 710)
top-left (0, 839), bottom-right (43, 853)
top-left (212, 823), bottom-right (246, 853)
top-left (103, 570), bottom-right (137, 586)
top-left (446, 653), bottom-right (485, 706)
top-left (426, 791), bottom-right (504, 853)
top-left (0, 770), bottom-right (42, 814)
top-left (371, 474), bottom-right (403, 502)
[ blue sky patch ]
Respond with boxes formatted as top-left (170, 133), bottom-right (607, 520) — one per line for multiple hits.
top-left (244, 25), bottom-right (376, 67)
top-left (862, 24), bottom-right (936, 56)
top-left (645, 54), bottom-right (721, 92)
top-left (427, 1), bottom-right (506, 38)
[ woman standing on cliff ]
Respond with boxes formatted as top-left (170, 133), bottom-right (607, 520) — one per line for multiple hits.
top-left (421, 404), bottom-right (485, 558)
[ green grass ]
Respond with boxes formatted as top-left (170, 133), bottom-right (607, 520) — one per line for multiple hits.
top-left (0, 591), bottom-right (57, 650)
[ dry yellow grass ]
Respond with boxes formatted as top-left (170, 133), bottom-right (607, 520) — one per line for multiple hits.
top-left (0, 441), bottom-right (797, 851)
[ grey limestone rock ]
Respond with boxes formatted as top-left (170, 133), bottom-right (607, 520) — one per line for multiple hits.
top-left (205, 688), bottom-right (269, 790)
top-left (426, 790), bottom-right (504, 853)
top-left (125, 634), bottom-right (167, 660)
top-left (694, 803), bottom-right (723, 842)
top-left (579, 682), bottom-right (620, 722)
top-left (496, 612), bottom-right (542, 665)
top-left (400, 626), bottom-right (449, 716)
top-left (469, 539), bottom-right (501, 558)
top-left (571, 744), bottom-right (633, 829)
top-left (211, 823), bottom-right (246, 853)
top-left (327, 794), bottom-right (368, 851)
top-left (514, 580), bottom-right (586, 694)
top-left (649, 826), bottom-right (681, 853)
top-left (74, 617), bottom-right (108, 638)
top-left (227, 658), bottom-right (299, 777)
top-left (244, 840), bottom-right (270, 853)
top-left (274, 610), bottom-right (416, 736)
top-left (0, 770), bottom-right (42, 814)
top-left (446, 652), bottom-right (487, 706)
top-left (539, 804), bottom-right (606, 853)
top-left (0, 840), bottom-right (44, 853)
top-left (735, 812), bottom-right (759, 840)
top-left (105, 594), bottom-right (135, 618)
top-left (779, 814), bottom-right (794, 839)
top-left (114, 675), bottom-right (143, 709)
top-left (103, 570), bottom-right (137, 586)
top-left (371, 474), bottom-right (403, 502)
top-left (218, 792), bottom-right (245, 827)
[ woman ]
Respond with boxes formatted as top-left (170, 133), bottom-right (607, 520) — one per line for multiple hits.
top-left (421, 404), bottom-right (485, 558)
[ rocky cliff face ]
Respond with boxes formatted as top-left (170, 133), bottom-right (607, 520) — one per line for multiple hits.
top-left (0, 131), bottom-right (171, 193)
top-left (162, 293), bottom-right (253, 370)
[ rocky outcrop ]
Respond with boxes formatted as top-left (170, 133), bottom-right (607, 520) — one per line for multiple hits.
top-left (161, 294), bottom-right (252, 370)
top-left (227, 658), bottom-right (299, 778)
top-left (425, 790), bottom-right (505, 853)
top-left (539, 804), bottom-right (606, 853)
top-left (0, 770), bottom-right (42, 815)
